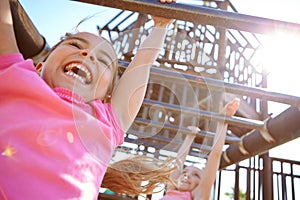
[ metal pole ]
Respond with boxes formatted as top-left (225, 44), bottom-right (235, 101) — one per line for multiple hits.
top-left (262, 153), bottom-right (274, 200)
top-left (132, 117), bottom-right (241, 144)
top-left (143, 98), bottom-right (266, 131)
top-left (72, 0), bottom-right (300, 34)
top-left (219, 106), bottom-right (300, 169)
top-left (118, 61), bottom-right (300, 109)
top-left (149, 67), bottom-right (300, 108)
top-left (9, 0), bottom-right (50, 63)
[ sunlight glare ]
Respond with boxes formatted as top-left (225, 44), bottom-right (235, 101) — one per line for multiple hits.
top-left (260, 30), bottom-right (300, 105)
top-left (260, 31), bottom-right (300, 116)
top-left (2, 145), bottom-right (17, 157)
top-left (261, 31), bottom-right (300, 75)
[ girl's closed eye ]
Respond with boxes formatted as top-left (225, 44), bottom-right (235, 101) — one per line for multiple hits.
top-left (97, 57), bottom-right (108, 67)
top-left (68, 40), bottom-right (83, 49)
top-left (97, 56), bottom-right (115, 70)
top-left (192, 172), bottom-right (201, 179)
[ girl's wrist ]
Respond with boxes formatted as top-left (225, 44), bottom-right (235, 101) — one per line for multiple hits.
top-left (154, 22), bottom-right (171, 29)
top-left (153, 17), bottom-right (174, 29)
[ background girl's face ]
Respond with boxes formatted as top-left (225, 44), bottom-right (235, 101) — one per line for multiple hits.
top-left (177, 165), bottom-right (202, 192)
top-left (39, 32), bottom-right (117, 102)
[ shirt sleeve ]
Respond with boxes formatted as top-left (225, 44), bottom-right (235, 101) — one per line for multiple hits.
top-left (0, 53), bottom-right (25, 70)
top-left (92, 101), bottom-right (125, 147)
top-left (105, 103), bottom-right (125, 146)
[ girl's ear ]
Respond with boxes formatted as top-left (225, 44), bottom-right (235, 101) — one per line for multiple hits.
top-left (103, 94), bottom-right (111, 103)
top-left (36, 62), bottom-right (44, 75)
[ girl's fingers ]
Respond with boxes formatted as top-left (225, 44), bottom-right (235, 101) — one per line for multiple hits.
top-left (187, 126), bottom-right (200, 134)
top-left (224, 98), bottom-right (240, 116)
top-left (159, 0), bottom-right (176, 4)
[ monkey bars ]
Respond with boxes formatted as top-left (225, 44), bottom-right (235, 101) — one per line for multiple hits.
top-left (73, 0), bottom-right (300, 34)
top-left (11, 0), bottom-right (300, 169)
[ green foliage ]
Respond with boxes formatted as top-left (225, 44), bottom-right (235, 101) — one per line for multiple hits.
top-left (224, 187), bottom-right (246, 200)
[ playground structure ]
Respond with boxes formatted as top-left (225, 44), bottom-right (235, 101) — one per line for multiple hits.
top-left (11, 0), bottom-right (300, 199)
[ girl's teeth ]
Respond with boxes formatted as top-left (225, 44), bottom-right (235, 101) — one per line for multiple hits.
top-left (64, 63), bottom-right (92, 84)
top-left (66, 71), bottom-right (86, 84)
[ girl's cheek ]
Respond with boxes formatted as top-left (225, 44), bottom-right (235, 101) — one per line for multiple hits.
top-left (193, 177), bottom-right (200, 185)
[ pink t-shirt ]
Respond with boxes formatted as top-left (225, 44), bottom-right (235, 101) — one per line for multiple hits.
top-left (161, 189), bottom-right (193, 200)
top-left (0, 53), bottom-right (124, 199)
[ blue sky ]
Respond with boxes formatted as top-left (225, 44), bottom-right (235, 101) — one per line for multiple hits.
top-left (18, 0), bottom-right (300, 161)
top-left (19, 0), bottom-right (122, 46)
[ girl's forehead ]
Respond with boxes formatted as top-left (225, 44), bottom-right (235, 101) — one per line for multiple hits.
top-left (67, 32), bottom-right (117, 57)
top-left (71, 32), bottom-right (105, 44)
top-left (184, 165), bottom-right (201, 173)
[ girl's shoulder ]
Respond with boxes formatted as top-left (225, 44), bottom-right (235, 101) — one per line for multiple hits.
top-left (0, 53), bottom-right (26, 69)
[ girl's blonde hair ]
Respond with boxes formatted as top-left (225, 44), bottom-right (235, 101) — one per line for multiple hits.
top-left (102, 156), bottom-right (177, 195)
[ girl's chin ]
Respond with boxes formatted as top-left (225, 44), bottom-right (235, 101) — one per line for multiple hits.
top-left (178, 185), bottom-right (191, 191)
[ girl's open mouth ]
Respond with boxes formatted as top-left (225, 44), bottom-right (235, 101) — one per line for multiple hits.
top-left (64, 63), bottom-right (92, 84)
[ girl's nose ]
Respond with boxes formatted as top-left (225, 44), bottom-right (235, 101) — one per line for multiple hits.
top-left (183, 174), bottom-right (188, 180)
top-left (80, 49), bottom-right (95, 62)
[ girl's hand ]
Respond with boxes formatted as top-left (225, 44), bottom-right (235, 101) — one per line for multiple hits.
top-left (187, 126), bottom-right (200, 137)
top-left (187, 126), bottom-right (200, 134)
top-left (159, 0), bottom-right (176, 3)
top-left (222, 98), bottom-right (240, 116)
top-left (155, 0), bottom-right (176, 28)
top-left (152, 15), bottom-right (174, 28)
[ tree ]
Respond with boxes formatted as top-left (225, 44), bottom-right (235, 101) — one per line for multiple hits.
top-left (224, 187), bottom-right (246, 200)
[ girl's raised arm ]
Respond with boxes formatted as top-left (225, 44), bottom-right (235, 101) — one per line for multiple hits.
top-left (193, 98), bottom-right (240, 200)
top-left (0, 0), bottom-right (19, 55)
top-left (167, 127), bottom-right (198, 190)
top-left (111, 16), bottom-right (173, 132)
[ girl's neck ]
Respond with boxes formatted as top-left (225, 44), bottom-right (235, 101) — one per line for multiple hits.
top-left (54, 87), bottom-right (96, 116)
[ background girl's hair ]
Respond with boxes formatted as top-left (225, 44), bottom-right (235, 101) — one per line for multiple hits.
top-left (73, 11), bottom-right (108, 33)
top-left (102, 156), bottom-right (177, 195)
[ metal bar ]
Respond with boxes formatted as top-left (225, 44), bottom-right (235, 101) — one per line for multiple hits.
top-left (220, 106), bottom-right (300, 169)
top-left (72, 0), bottom-right (300, 34)
top-left (118, 61), bottom-right (300, 108)
top-left (234, 165), bottom-right (240, 200)
top-left (125, 129), bottom-right (212, 155)
top-left (216, 171), bottom-right (222, 200)
top-left (150, 67), bottom-right (300, 108)
top-left (290, 163), bottom-right (295, 200)
top-left (246, 164), bottom-right (250, 200)
top-left (132, 117), bottom-right (241, 144)
top-left (262, 153), bottom-right (274, 200)
top-left (143, 98), bottom-right (266, 131)
top-left (10, 0), bottom-right (50, 63)
top-left (281, 163), bottom-right (286, 200)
